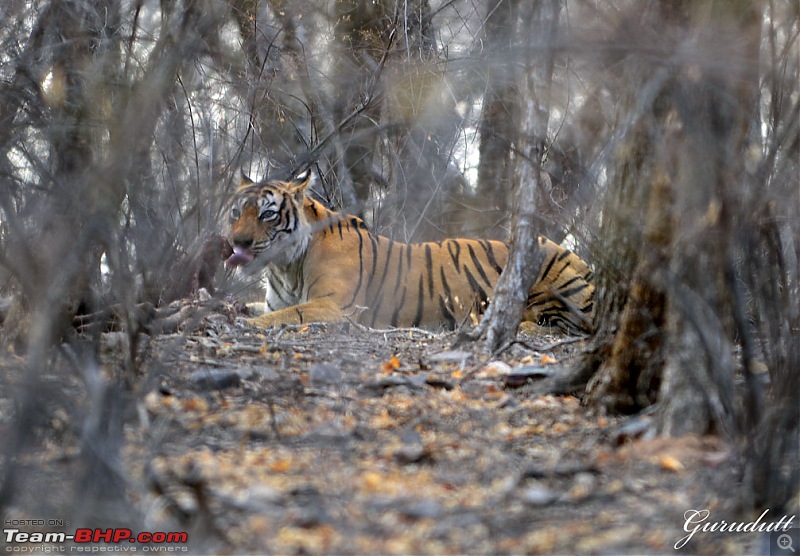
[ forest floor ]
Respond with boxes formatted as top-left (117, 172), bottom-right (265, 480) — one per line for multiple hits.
top-left (2, 300), bottom-right (766, 555)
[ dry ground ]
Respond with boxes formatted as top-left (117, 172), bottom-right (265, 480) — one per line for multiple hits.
top-left (1, 302), bottom-right (763, 554)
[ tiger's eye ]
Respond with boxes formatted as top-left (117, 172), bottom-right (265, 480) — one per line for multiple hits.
top-left (260, 209), bottom-right (277, 221)
top-left (230, 207), bottom-right (241, 220)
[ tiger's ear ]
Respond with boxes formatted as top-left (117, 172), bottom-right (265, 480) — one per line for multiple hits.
top-left (238, 170), bottom-right (255, 190)
top-left (286, 168), bottom-right (313, 200)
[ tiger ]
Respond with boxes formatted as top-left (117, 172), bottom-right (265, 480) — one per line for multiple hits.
top-left (225, 170), bottom-right (595, 334)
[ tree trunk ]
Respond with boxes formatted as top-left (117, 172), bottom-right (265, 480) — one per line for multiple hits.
top-left (582, 0), bottom-right (763, 436)
top-left (473, 0), bottom-right (520, 240)
top-left (468, 0), bottom-right (561, 352)
top-left (585, 164), bottom-right (670, 412)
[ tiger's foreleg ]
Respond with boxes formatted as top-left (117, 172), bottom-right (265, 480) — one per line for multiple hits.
top-left (244, 297), bottom-right (346, 328)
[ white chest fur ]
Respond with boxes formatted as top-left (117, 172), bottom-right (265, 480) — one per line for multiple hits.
top-left (261, 262), bottom-right (306, 312)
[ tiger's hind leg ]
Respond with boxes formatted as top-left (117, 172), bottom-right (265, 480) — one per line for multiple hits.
top-left (522, 237), bottom-right (595, 335)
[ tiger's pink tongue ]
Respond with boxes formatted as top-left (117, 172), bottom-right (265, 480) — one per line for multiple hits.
top-left (225, 247), bottom-right (254, 268)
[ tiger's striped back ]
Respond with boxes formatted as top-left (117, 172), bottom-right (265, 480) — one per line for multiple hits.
top-left (226, 172), bottom-right (594, 334)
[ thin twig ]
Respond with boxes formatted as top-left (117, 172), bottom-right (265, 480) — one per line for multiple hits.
top-left (501, 335), bottom-right (587, 354)
top-left (344, 316), bottom-right (439, 339)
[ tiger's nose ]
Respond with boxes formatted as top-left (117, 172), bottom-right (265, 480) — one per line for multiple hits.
top-left (232, 237), bottom-right (253, 249)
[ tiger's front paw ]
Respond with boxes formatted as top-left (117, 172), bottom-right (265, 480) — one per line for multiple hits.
top-left (242, 314), bottom-right (281, 329)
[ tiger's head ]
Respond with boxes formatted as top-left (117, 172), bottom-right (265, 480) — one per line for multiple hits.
top-left (225, 169), bottom-right (313, 270)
